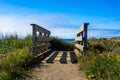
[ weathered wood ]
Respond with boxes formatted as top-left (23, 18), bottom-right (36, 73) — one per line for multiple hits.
top-left (31, 24), bottom-right (51, 55)
top-left (76, 44), bottom-right (84, 51)
top-left (75, 36), bottom-right (82, 41)
top-left (31, 24), bottom-right (50, 35)
top-left (36, 37), bottom-right (50, 42)
top-left (76, 25), bottom-right (84, 34)
top-left (75, 23), bottom-right (89, 52)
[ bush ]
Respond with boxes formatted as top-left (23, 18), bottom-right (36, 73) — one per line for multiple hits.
top-left (50, 37), bottom-right (75, 51)
top-left (0, 48), bottom-right (33, 80)
top-left (79, 37), bottom-right (120, 80)
top-left (87, 37), bottom-right (120, 54)
top-left (0, 34), bottom-right (32, 54)
top-left (79, 53), bottom-right (120, 80)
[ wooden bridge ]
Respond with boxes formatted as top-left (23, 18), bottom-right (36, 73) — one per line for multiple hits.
top-left (31, 23), bottom-right (89, 64)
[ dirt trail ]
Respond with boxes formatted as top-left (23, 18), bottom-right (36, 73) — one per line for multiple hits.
top-left (25, 51), bottom-right (84, 80)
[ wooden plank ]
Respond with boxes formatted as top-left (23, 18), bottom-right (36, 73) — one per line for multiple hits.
top-left (60, 51), bottom-right (67, 63)
top-left (32, 26), bottom-right (36, 53)
top-left (46, 51), bottom-right (59, 63)
top-left (42, 51), bottom-right (55, 63)
top-left (67, 52), bottom-right (71, 61)
top-left (75, 23), bottom-right (89, 52)
top-left (76, 44), bottom-right (84, 51)
top-left (74, 49), bottom-right (80, 56)
top-left (54, 51), bottom-right (63, 61)
top-left (76, 25), bottom-right (84, 34)
top-left (34, 44), bottom-right (50, 50)
top-left (56, 51), bottom-right (63, 57)
top-left (36, 37), bottom-right (50, 42)
top-left (31, 24), bottom-right (50, 35)
top-left (75, 36), bottom-right (82, 41)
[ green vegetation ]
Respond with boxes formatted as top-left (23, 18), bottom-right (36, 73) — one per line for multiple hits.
top-left (3, 33), bottom-right (120, 80)
top-left (0, 34), bottom-right (33, 80)
top-left (78, 37), bottom-right (120, 80)
top-left (0, 34), bottom-right (32, 54)
top-left (0, 35), bottom-right (76, 80)
top-left (50, 37), bottom-right (75, 51)
top-left (0, 48), bottom-right (33, 80)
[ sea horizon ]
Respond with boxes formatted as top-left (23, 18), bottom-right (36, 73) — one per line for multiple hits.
top-left (62, 38), bottom-right (75, 42)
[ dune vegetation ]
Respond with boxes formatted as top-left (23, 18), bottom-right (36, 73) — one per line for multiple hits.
top-left (78, 37), bottom-right (120, 80)
top-left (50, 37), bottom-right (75, 51)
top-left (0, 35), bottom-right (75, 80)
top-left (1, 33), bottom-right (120, 80)
top-left (0, 34), bottom-right (33, 80)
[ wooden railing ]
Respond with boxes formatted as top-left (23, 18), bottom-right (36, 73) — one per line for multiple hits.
top-left (31, 24), bottom-right (51, 55)
top-left (75, 23), bottom-right (89, 52)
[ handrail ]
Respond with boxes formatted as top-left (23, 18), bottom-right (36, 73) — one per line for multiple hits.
top-left (75, 23), bottom-right (89, 52)
top-left (31, 24), bottom-right (51, 55)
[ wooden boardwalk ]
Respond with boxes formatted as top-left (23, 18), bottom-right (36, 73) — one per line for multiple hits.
top-left (25, 23), bottom-right (88, 80)
top-left (42, 51), bottom-right (78, 64)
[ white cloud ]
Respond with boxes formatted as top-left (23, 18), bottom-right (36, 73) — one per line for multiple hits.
top-left (88, 29), bottom-right (120, 38)
top-left (0, 15), bottom-right (33, 36)
top-left (0, 14), bottom-right (120, 39)
top-left (0, 14), bottom-right (78, 38)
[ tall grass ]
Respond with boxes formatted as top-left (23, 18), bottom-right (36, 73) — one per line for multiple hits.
top-left (79, 37), bottom-right (120, 80)
top-left (0, 34), bottom-right (33, 80)
top-left (0, 48), bottom-right (33, 80)
top-left (0, 34), bottom-right (32, 54)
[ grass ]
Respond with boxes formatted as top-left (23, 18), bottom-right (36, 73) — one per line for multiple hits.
top-left (0, 34), bottom-right (32, 54)
top-left (0, 34), bottom-right (33, 80)
top-left (0, 35), bottom-right (76, 80)
top-left (0, 48), bottom-right (33, 80)
top-left (78, 37), bottom-right (120, 80)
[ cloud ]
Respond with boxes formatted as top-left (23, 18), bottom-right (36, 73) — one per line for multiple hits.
top-left (0, 15), bottom-right (33, 36)
top-left (88, 29), bottom-right (120, 38)
top-left (0, 14), bottom-right (120, 39)
top-left (0, 14), bottom-right (78, 38)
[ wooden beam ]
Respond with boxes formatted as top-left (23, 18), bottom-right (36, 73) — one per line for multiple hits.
top-left (31, 24), bottom-right (51, 55)
top-left (75, 23), bottom-right (89, 52)
top-left (75, 36), bottom-right (83, 41)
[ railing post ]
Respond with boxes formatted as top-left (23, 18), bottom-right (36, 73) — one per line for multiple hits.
top-left (31, 24), bottom-right (36, 54)
top-left (75, 23), bottom-right (89, 53)
top-left (83, 23), bottom-right (89, 52)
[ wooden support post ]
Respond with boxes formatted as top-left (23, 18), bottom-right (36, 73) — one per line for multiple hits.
top-left (31, 24), bottom-right (36, 53)
top-left (75, 23), bottom-right (89, 52)
top-left (83, 23), bottom-right (89, 52)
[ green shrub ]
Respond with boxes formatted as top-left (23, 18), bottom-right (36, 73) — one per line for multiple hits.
top-left (50, 37), bottom-right (75, 51)
top-left (0, 48), bottom-right (33, 80)
top-left (87, 37), bottom-right (120, 54)
top-left (0, 71), bottom-right (11, 80)
top-left (0, 34), bottom-right (32, 54)
top-left (79, 53), bottom-right (120, 80)
top-left (79, 37), bottom-right (120, 80)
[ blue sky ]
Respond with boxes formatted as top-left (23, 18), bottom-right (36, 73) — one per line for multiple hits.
top-left (0, 0), bottom-right (120, 38)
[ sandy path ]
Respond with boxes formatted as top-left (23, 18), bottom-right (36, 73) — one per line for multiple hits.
top-left (25, 51), bottom-right (84, 80)
top-left (26, 63), bottom-right (84, 80)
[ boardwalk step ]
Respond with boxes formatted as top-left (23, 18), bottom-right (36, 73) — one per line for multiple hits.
top-left (42, 51), bottom-right (78, 64)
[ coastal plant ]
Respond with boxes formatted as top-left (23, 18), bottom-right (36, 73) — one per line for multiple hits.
top-left (79, 37), bottom-right (120, 80)
top-left (0, 34), bottom-right (32, 54)
top-left (79, 52), bottom-right (120, 80)
top-left (50, 37), bottom-right (75, 51)
top-left (0, 48), bottom-right (33, 80)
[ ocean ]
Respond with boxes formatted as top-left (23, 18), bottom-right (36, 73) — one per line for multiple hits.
top-left (62, 39), bottom-right (75, 42)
